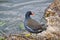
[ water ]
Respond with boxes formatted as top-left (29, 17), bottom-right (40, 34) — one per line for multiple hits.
top-left (0, 0), bottom-right (53, 35)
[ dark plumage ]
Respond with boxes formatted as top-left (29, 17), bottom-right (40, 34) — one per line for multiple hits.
top-left (24, 11), bottom-right (47, 33)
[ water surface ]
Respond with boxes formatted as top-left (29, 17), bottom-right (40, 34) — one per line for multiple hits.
top-left (0, 0), bottom-right (53, 35)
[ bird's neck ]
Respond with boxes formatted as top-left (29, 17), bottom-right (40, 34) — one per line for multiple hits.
top-left (25, 15), bottom-right (31, 19)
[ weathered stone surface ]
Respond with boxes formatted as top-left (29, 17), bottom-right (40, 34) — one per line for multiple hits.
top-left (43, 0), bottom-right (60, 40)
top-left (45, 0), bottom-right (60, 17)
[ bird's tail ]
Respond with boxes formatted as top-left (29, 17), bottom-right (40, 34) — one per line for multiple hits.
top-left (41, 24), bottom-right (48, 31)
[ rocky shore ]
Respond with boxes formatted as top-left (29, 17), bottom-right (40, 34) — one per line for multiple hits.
top-left (0, 0), bottom-right (60, 40)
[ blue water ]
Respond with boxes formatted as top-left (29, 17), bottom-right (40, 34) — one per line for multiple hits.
top-left (0, 0), bottom-right (53, 35)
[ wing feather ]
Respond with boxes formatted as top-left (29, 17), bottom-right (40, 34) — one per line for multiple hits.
top-left (27, 19), bottom-right (42, 30)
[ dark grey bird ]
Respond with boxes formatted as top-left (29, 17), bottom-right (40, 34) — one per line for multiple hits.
top-left (24, 11), bottom-right (47, 34)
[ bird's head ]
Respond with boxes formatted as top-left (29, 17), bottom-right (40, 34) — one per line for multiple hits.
top-left (26, 11), bottom-right (34, 16)
top-left (25, 11), bottom-right (34, 19)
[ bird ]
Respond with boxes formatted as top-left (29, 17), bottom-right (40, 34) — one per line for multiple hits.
top-left (24, 11), bottom-right (47, 36)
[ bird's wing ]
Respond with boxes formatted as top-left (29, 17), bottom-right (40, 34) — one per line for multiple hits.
top-left (27, 19), bottom-right (42, 30)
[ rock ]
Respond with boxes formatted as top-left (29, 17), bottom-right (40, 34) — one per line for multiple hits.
top-left (45, 0), bottom-right (60, 17)
top-left (4, 34), bottom-right (37, 40)
top-left (42, 0), bottom-right (60, 40)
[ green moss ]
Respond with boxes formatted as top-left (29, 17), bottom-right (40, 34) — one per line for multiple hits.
top-left (0, 37), bottom-right (5, 40)
top-left (19, 22), bottom-right (25, 30)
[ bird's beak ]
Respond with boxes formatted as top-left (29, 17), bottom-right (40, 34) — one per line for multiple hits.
top-left (31, 12), bottom-right (35, 16)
